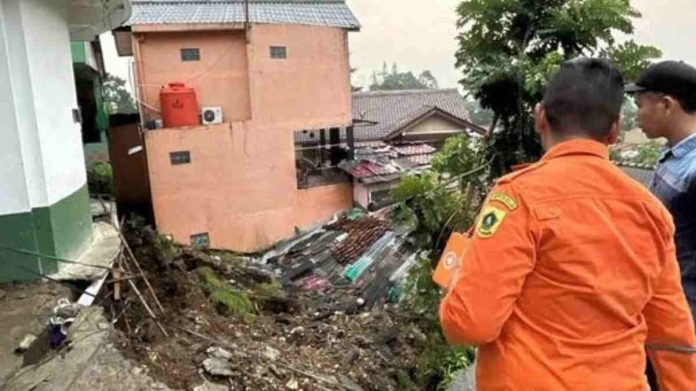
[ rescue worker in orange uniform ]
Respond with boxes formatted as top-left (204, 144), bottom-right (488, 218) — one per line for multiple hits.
top-left (440, 58), bottom-right (696, 390)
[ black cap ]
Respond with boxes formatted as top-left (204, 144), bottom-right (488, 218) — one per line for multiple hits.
top-left (625, 61), bottom-right (696, 102)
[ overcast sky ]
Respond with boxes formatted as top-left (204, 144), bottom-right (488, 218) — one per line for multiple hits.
top-left (101, 0), bottom-right (696, 92)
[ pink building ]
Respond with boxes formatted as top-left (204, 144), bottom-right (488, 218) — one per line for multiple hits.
top-left (118, 0), bottom-right (360, 252)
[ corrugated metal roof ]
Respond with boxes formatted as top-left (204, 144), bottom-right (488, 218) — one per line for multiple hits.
top-left (127, 0), bottom-right (360, 30)
top-left (407, 153), bottom-right (435, 166)
top-left (392, 144), bottom-right (436, 156)
top-left (339, 142), bottom-right (435, 181)
top-left (352, 89), bottom-right (473, 141)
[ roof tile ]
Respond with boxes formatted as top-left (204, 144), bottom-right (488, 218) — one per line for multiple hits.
top-left (352, 89), bottom-right (471, 141)
top-left (128, 0), bottom-right (360, 30)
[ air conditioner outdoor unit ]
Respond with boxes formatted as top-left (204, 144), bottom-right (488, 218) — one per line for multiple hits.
top-left (201, 106), bottom-right (223, 125)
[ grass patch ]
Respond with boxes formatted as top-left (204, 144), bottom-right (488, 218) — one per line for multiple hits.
top-left (198, 266), bottom-right (255, 317)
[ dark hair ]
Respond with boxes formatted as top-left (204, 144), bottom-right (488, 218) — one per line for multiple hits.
top-left (676, 95), bottom-right (696, 114)
top-left (678, 96), bottom-right (696, 114)
top-left (542, 58), bottom-right (624, 139)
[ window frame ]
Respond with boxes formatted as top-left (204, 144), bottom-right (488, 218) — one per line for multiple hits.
top-left (270, 45), bottom-right (288, 59)
top-left (180, 48), bottom-right (201, 62)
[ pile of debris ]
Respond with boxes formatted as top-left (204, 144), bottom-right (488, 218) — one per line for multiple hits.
top-left (264, 209), bottom-right (421, 314)
top-left (100, 215), bottom-right (432, 391)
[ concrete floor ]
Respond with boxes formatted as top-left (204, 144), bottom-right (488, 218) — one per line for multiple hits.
top-left (49, 222), bottom-right (120, 281)
top-left (0, 281), bottom-right (72, 387)
top-left (2, 307), bottom-right (176, 391)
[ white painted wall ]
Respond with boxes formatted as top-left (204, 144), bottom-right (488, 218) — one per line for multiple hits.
top-left (402, 116), bottom-right (467, 137)
top-left (353, 181), bottom-right (369, 209)
top-left (0, 1), bottom-right (33, 215)
top-left (2, 0), bottom-right (48, 209)
top-left (0, 0), bottom-right (87, 217)
top-left (20, 0), bottom-right (86, 206)
top-left (83, 41), bottom-right (98, 71)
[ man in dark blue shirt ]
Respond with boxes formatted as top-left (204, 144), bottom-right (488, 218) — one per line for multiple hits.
top-left (627, 61), bottom-right (696, 321)
top-left (627, 60), bottom-right (696, 391)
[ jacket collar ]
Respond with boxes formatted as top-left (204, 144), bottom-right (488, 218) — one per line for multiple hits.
top-left (669, 132), bottom-right (696, 159)
top-left (541, 138), bottom-right (609, 162)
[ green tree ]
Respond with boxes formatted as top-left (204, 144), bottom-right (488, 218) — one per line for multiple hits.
top-left (393, 135), bottom-right (485, 252)
top-left (621, 99), bottom-right (638, 131)
top-left (455, 0), bottom-right (662, 178)
top-left (369, 63), bottom-right (440, 91)
top-left (392, 135), bottom-right (484, 389)
top-left (418, 70), bottom-right (440, 89)
top-left (463, 95), bottom-right (495, 126)
top-left (103, 73), bottom-right (137, 114)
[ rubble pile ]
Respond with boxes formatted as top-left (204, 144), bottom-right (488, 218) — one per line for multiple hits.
top-left (102, 215), bottom-right (431, 391)
top-left (265, 210), bottom-right (420, 314)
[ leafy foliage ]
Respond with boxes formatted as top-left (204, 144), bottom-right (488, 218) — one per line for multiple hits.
top-left (393, 135), bottom-right (485, 389)
top-left (393, 136), bottom-right (486, 250)
top-left (103, 73), bottom-right (137, 114)
top-left (463, 95), bottom-right (495, 126)
top-left (431, 135), bottom-right (483, 186)
top-left (601, 40), bottom-right (663, 81)
top-left (615, 141), bottom-right (664, 166)
top-left (87, 161), bottom-right (114, 196)
top-left (392, 173), bottom-right (466, 249)
top-left (400, 254), bottom-right (476, 390)
top-left (621, 98), bottom-right (638, 131)
top-left (455, 0), bottom-right (662, 178)
top-left (370, 62), bottom-right (440, 91)
top-left (198, 266), bottom-right (255, 318)
top-left (634, 142), bottom-right (664, 166)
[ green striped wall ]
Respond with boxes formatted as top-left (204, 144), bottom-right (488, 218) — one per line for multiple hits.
top-left (0, 184), bottom-right (92, 282)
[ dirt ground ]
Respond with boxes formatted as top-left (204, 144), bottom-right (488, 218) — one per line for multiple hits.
top-left (0, 281), bottom-right (73, 386)
top-left (101, 225), bottom-right (430, 391)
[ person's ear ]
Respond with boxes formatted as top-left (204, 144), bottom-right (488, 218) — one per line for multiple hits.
top-left (606, 117), bottom-right (621, 145)
top-left (661, 95), bottom-right (677, 117)
top-left (534, 103), bottom-right (549, 136)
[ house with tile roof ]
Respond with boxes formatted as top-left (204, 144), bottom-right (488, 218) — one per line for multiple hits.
top-left (114, 0), bottom-right (361, 252)
top-left (352, 89), bottom-right (486, 145)
top-left (326, 89), bottom-right (484, 210)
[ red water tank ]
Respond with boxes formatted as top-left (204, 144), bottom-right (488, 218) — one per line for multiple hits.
top-left (159, 82), bottom-right (199, 128)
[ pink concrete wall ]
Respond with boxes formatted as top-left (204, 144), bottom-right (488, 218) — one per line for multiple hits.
top-left (135, 30), bottom-right (252, 123)
top-left (145, 123), bottom-right (352, 251)
top-left (247, 25), bottom-right (352, 129)
top-left (141, 24), bottom-right (354, 252)
top-left (145, 123), bottom-right (291, 251)
top-left (295, 182), bottom-right (353, 229)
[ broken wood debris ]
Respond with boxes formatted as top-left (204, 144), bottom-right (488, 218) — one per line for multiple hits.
top-left (95, 218), bottom-right (428, 391)
top-left (116, 219), bottom-right (166, 316)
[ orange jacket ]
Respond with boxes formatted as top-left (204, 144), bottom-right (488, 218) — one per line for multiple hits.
top-left (440, 139), bottom-right (696, 391)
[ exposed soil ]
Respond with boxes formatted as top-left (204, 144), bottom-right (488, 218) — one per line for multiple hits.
top-left (101, 225), bottom-right (429, 391)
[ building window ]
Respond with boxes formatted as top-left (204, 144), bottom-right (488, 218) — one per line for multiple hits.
top-left (294, 128), bottom-right (350, 189)
top-left (180, 48), bottom-right (200, 61)
top-left (170, 151), bottom-right (191, 165)
top-left (270, 46), bottom-right (287, 59)
top-left (369, 188), bottom-right (394, 210)
top-left (190, 233), bottom-right (210, 248)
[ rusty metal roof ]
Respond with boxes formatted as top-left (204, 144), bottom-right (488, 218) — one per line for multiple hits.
top-left (128, 0), bottom-right (360, 30)
top-left (339, 142), bottom-right (435, 181)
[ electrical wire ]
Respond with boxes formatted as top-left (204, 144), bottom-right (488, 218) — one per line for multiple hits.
top-left (128, 59), bottom-right (161, 114)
